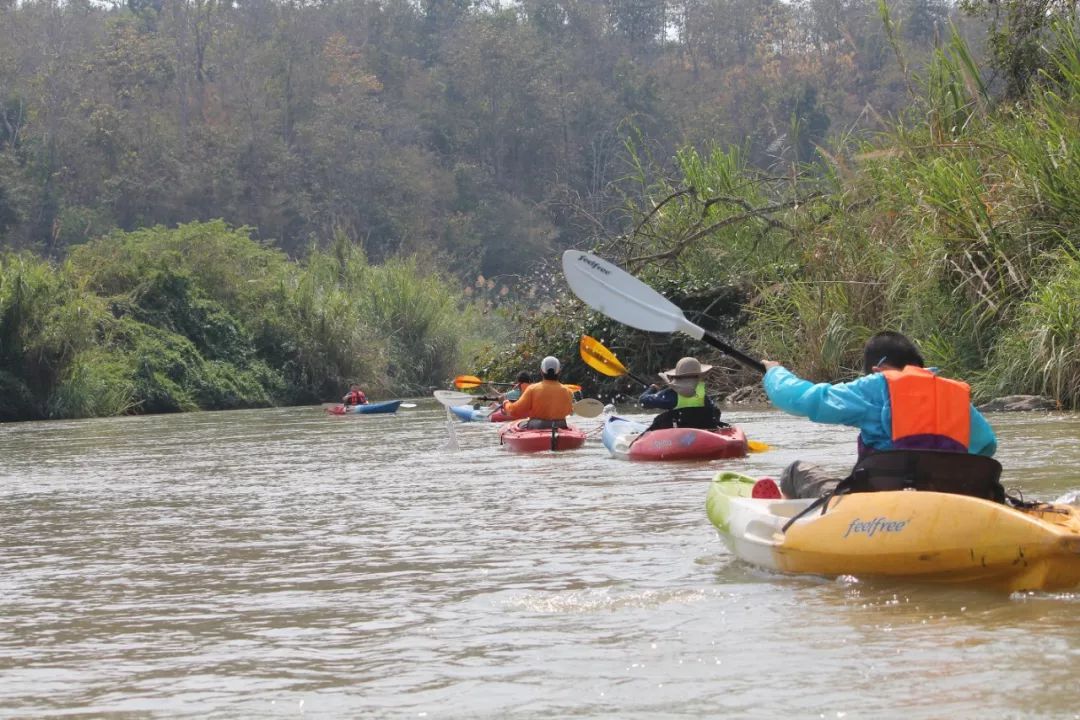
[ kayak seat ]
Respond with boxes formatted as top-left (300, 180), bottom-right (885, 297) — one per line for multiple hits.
top-left (645, 406), bottom-right (725, 432)
top-left (782, 450), bottom-right (1005, 533)
top-left (524, 418), bottom-right (568, 430)
top-left (845, 450), bottom-right (1005, 503)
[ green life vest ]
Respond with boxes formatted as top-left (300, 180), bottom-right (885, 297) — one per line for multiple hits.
top-left (674, 381), bottom-right (707, 409)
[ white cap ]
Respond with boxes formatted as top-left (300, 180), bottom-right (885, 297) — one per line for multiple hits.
top-left (540, 356), bottom-right (560, 374)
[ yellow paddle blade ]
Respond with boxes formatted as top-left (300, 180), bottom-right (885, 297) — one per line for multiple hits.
top-left (747, 439), bottom-right (770, 453)
top-left (562, 383), bottom-right (582, 393)
top-left (579, 335), bottom-right (629, 378)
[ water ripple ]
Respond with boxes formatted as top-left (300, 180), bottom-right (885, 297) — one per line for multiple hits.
top-left (1, 403), bottom-right (1079, 718)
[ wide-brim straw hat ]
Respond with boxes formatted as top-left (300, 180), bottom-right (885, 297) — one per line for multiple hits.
top-left (658, 356), bottom-right (713, 382)
top-left (659, 357), bottom-right (713, 397)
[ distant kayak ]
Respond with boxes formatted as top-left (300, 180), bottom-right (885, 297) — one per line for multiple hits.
top-left (602, 416), bottom-right (748, 461)
top-left (706, 471), bottom-right (1080, 593)
top-left (326, 400), bottom-right (403, 415)
top-left (449, 404), bottom-right (511, 422)
top-left (499, 421), bottom-right (587, 452)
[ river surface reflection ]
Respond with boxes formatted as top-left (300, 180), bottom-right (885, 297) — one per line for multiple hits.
top-left (1, 403), bottom-right (1078, 718)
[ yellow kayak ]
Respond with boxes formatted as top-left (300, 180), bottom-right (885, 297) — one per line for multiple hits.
top-left (706, 472), bottom-right (1080, 593)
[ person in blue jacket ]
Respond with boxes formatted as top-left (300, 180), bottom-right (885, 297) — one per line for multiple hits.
top-left (502, 371), bottom-right (532, 402)
top-left (639, 356), bottom-right (723, 431)
top-left (761, 331), bottom-right (997, 499)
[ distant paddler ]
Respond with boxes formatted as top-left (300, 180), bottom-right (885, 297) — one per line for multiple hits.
top-left (342, 383), bottom-right (368, 407)
top-left (639, 356), bottom-right (724, 432)
top-left (501, 357), bottom-right (574, 429)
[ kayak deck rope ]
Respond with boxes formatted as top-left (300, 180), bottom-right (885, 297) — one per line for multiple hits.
top-left (1004, 489), bottom-right (1066, 513)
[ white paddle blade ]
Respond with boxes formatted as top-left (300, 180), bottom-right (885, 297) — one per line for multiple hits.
top-left (399, 403), bottom-right (417, 408)
top-left (434, 390), bottom-right (474, 407)
top-left (561, 250), bottom-right (706, 340)
top-left (572, 398), bottom-right (605, 418)
top-left (444, 406), bottom-right (459, 451)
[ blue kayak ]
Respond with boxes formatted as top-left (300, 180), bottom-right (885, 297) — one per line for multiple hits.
top-left (326, 400), bottom-right (402, 415)
top-left (449, 404), bottom-right (511, 422)
top-left (355, 400), bottom-right (402, 414)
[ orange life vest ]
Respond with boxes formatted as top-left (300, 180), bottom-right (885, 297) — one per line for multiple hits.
top-left (883, 366), bottom-right (970, 451)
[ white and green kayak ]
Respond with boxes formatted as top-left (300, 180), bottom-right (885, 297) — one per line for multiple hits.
top-left (707, 471), bottom-right (1080, 593)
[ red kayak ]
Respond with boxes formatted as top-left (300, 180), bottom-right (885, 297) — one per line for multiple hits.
top-left (499, 421), bottom-right (587, 453)
top-left (602, 416), bottom-right (747, 461)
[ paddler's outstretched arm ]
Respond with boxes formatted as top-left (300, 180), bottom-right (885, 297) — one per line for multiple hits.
top-left (765, 360), bottom-right (998, 457)
top-left (763, 362), bottom-right (879, 426)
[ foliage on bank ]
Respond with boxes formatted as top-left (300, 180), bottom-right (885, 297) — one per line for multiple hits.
top-left (533, 19), bottom-right (1080, 409)
top-left (0, 221), bottom-right (495, 421)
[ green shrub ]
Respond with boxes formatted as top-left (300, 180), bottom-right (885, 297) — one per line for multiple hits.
top-left (123, 269), bottom-right (255, 364)
top-left (191, 359), bottom-right (280, 410)
top-left (67, 220), bottom-right (289, 321)
top-left (48, 349), bottom-right (136, 418)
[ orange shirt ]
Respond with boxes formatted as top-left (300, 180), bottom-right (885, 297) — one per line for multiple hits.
top-left (504, 379), bottom-right (573, 421)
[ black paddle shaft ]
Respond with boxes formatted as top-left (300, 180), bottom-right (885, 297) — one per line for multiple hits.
top-left (701, 333), bottom-right (767, 374)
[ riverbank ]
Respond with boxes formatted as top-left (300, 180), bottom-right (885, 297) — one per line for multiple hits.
top-left (0, 222), bottom-right (502, 422)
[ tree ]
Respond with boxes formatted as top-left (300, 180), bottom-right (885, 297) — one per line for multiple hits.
top-left (960, 0), bottom-right (1079, 97)
top-left (607, 0), bottom-right (667, 46)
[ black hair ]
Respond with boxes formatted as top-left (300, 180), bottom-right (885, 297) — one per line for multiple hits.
top-left (516, 371), bottom-right (531, 383)
top-left (542, 368), bottom-right (558, 380)
top-left (862, 331), bottom-right (925, 374)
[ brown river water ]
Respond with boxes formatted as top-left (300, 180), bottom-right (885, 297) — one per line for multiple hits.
top-left (1, 402), bottom-right (1078, 719)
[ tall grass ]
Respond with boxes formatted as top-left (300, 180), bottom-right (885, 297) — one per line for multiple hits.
top-left (354, 255), bottom-right (486, 393)
top-left (269, 241), bottom-right (389, 401)
top-left (978, 248), bottom-right (1080, 407)
top-left (758, 19), bottom-right (1080, 392)
top-left (749, 281), bottom-right (870, 381)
